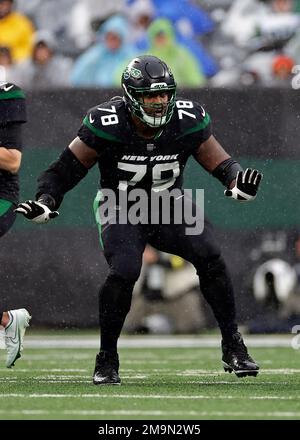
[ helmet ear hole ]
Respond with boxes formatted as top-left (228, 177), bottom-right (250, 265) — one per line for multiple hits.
top-left (121, 55), bottom-right (176, 127)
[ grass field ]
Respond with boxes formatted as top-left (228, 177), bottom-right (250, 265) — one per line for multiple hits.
top-left (0, 333), bottom-right (300, 420)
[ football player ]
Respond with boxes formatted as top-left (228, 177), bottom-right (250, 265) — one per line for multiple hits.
top-left (0, 80), bottom-right (31, 368)
top-left (16, 55), bottom-right (262, 384)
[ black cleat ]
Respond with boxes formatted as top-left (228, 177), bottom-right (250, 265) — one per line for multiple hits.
top-left (93, 351), bottom-right (121, 385)
top-left (222, 332), bottom-right (259, 378)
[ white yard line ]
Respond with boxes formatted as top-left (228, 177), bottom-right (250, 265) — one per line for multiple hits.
top-left (23, 335), bottom-right (295, 349)
top-left (0, 393), bottom-right (298, 400)
top-left (2, 367), bottom-right (300, 375)
top-left (0, 409), bottom-right (299, 418)
top-left (0, 378), bottom-right (291, 386)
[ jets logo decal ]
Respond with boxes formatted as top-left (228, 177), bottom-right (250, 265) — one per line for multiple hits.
top-left (89, 114), bottom-right (95, 124)
top-left (123, 66), bottom-right (142, 80)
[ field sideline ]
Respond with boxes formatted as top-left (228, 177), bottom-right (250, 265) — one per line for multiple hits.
top-left (0, 333), bottom-right (299, 420)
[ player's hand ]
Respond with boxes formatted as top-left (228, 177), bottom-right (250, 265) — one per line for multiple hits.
top-left (15, 200), bottom-right (59, 224)
top-left (224, 168), bottom-right (263, 201)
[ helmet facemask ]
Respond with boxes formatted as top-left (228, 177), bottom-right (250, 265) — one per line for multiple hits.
top-left (123, 84), bottom-right (176, 127)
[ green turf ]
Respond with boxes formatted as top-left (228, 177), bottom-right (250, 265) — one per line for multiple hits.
top-left (0, 343), bottom-right (299, 420)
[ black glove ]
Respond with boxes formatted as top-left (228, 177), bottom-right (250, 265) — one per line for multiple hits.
top-left (224, 168), bottom-right (263, 201)
top-left (15, 200), bottom-right (59, 223)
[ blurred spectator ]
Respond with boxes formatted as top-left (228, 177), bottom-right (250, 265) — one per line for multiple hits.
top-left (253, 259), bottom-right (297, 312)
top-left (152, 0), bottom-right (214, 37)
top-left (17, 0), bottom-right (74, 45)
top-left (0, 46), bottom-right (22, 84)
top-left (16, 31), bottom-right (73, 90)
top-left (221, 0), bottom-right (300, 50)
top-left (248, 257), bottom-right (299, 333)
top-left (285, 28), bottom-right (300, 63)
top-left (221, 0), bottom-right (270, 47)
top-left (231, 51), bottom-right (294, 87)
top-left (0, 46), bottom-right (11, 67)
top-left (244, 231), bottom-right (300, 333)
top-left (176, 33), bottom-right (219, 79)
top-left (280, 235), bottom-right (300, 319)
top-left (146, 18), bottom-right (206, 87)
top-left (68, 0), bottom-right (125, 51)
top-left (125, 0), bottom-right (218, 77)
top-left (124, 0), bottom-right (155, 51)
top-left (0, 0), bottom-right (35, 62)
top-left (0, 46), bottom-right (10, 69)
top-left (71, 15), bottom-right (136, 88)
top-left (271, 53), bottom-right (294, 82)
top-left (293, 235), bottom-right (300, 286)
top-left (212, 0), bottom-right (300, 87)
top-left (272, 0), bottom-right (295, 12)
top-left (124, 246), bottom-right (206, 334)
top-left (251, 1), bottom-right (300, 53)
top-left (152, 0), bottom-right (219, 77)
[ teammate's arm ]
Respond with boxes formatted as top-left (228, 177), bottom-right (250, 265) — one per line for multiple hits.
top-left (0, 123), bottom-right (23, 173)
top-left (15, 137), bottom-right (99, 223)
top-left (194, 134), bottom-right (263, 201)
top-left (0, 148), bottom-right (21, 174)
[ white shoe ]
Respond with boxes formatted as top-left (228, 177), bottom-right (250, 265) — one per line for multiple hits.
top-left (5, 308), bottom-right (31, 368)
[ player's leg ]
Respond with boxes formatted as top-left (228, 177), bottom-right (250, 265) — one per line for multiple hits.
top-left (94, 220), bottom-right (147, 385)
top-left (99, 222), bottom-right (147, 353)
top-left (149, 218), bottom-right (238, 338)
top-left (0, 201), bottom-right (31, 368)
top-left (149, 199), bottom-right (259, 377)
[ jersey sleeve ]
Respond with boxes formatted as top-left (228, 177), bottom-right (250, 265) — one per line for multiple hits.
top-left (0, 122), bottom-right (24, 150)
top-left (77, 102), bottom-right (124, 153)
top-left (0, 84), bottom-right (26, 124)
top-left (193, 103), bottom-right (212, 145)
top-left (176, 101), bottom-right (212, 150)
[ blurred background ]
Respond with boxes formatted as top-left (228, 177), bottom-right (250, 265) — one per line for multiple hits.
top-left (1, 0), bottom-right (300, 335)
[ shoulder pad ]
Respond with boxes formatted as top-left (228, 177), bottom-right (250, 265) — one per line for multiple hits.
top-left (82, 98), bottom-right (128, 143)
top-left (0, 83), bottom-right (25, 101)
top-left (174, 99), bottom-right (211, 140)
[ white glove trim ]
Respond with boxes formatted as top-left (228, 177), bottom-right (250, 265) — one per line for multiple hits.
top-left (224, 187), bottom-right (256, 201)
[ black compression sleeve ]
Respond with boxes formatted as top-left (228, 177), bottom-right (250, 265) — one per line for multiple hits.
top-left (36, 147), bottom-right (88, 209)
top-left (0, 123), bottom-right (23, 150)
top-left (212, 158), bottom-right (243, 187)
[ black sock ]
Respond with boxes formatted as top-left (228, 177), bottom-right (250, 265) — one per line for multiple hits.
top-left (99, 275), bottom-right (134, 353)
top-left (198, 257), bottom-right (238, 340)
